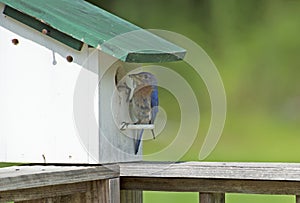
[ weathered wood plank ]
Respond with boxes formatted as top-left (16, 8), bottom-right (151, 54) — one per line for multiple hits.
top-left (109, 178), bottom-right (121, 203)
top-left (121, 190), bottom-right (143, 203)
top-left (120, 162), bottom-right (300, 181)
top-left (0, 165), bottom-right (119, 192)
top-left (98, 178), bottom-right (120, 203)
top-left (15, 194), bottom-right (86, 203)
top-left (5, 161), bottom-right (300, 202)
top-left (1, 181), bottom-right (89, 202)
top-left (200, 193), bottom-right (225, 203)
top-left (3, 179), bottom-right (120, 203)
top-left (121, 177), bottom-right (300, 195)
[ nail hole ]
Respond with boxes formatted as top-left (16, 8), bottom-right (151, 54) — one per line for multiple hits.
top-left (67, 56), bottom-right (73, 63)
top-left (42, 29), bottom-right (49, 35)
top-left (66, 55), bottom-right (73, 63)
top-left (12, 38), bottom-right (19, 45)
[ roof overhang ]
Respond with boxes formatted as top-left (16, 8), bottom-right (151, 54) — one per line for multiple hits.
top-left (0, 0), bottom-right (186, 63)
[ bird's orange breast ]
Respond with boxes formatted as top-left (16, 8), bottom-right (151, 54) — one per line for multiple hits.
top-left (134, 85), bottom-right (153, 95)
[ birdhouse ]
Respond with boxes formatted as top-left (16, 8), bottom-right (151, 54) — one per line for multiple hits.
top-left (0, 0), bottom-right (185, 164)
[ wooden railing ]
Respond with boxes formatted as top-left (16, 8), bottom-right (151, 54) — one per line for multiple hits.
top-left (1, 162), bottom-right (300, 202)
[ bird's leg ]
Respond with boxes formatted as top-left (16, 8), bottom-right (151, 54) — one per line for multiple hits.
top-left (151, 129), bottom-right (155, 139)
top-left (120, 122), bottom-right (129, 130)
top-left (149, 120), bottom-right (155, 139)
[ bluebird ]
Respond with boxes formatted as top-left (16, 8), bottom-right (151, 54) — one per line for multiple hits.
top-left (127, 72), bottom-right (159, 154)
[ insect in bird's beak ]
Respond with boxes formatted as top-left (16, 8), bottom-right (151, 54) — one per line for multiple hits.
top-left (125, 75), bottom-right (134, 89)
top-left (125, 75), bottom-right (136, 102)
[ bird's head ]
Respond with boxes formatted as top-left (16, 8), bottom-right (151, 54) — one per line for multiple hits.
top-left (128, 72), bottom-right (157, 87)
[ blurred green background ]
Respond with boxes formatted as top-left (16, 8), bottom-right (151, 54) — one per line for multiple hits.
top-left (1, 0), bottom-right (300, 202)
top-left (89, 0), bottom-right (300, 162)
top-left (89, 0), bottom-right (300, 202)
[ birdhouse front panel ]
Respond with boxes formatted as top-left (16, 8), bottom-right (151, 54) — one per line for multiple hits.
top-left (0, 2), bottom-right (146, 164)
top-left (0, 0), bottom-right (186, 164)
top-left (0, 3), bottom-right (100, 163)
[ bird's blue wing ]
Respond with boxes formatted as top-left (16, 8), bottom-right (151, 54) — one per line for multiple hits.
top-left (151, 86), bottom-right (159, 124)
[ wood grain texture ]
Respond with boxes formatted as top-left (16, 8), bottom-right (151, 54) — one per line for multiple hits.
top-left (12, 179), bottom-right (120, 203)
top-left (98, 178), bottom-right (120, 203)
top-left (120, 162), bottom-right (300, 181)
top-left (4, 162), bottom-right (300, 202)
top-left (15, 193), bottom-right (88, 203)
top-left (200, 193), bottom-right (225, 203)
top-left (109, 178), bottom-right (121, 203)
top-left (0, 165), bottom-right (119, 192)
top-left (121, 177), bottom-right (300, 195)
top-left (1, 181), bottom-right (90, 202)
top-left (296, 195), bottom-right (300, 203)
top-left (120, 190), bottom-right (142, 203)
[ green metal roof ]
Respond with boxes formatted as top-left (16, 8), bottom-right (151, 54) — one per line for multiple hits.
top-left (0, 0), bottom-right (186, 63)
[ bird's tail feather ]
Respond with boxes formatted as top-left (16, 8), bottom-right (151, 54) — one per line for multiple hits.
top-left (135, 129), bottom-right (144, 154)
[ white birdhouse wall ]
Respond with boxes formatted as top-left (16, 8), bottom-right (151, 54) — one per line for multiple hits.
top-left (0, 3), bottom-right (99, 163)
top-left (0, 3), bottom-right (142, 163)
top-left (98, 54), bottom-right (143, 162)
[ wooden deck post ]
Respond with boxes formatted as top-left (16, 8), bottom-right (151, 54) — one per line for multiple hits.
top-left (120, 190), bottom-right (143, 203)
top-left (296, 195), bottom-right (300, 203)
top-left (199, 193), bottom-right (225, 203)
